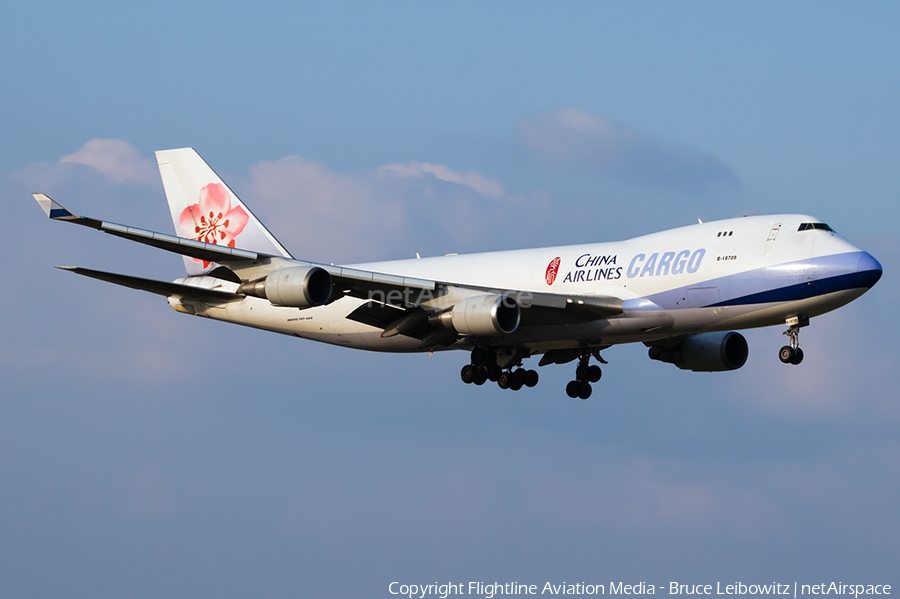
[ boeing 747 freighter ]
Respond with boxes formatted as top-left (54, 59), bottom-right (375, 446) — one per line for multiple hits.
top-left (33, 148), bottom-right (882, 398)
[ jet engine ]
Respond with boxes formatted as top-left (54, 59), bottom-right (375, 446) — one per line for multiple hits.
top-left (648, 331), bottom-right (748, 372)
top-left (433, 294), bottom-right (521, 336)
top-left (238, 265), bottom-right (333, 308)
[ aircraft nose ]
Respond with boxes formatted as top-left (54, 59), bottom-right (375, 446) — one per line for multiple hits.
top-left (856, 252), bottom-right (883, 289)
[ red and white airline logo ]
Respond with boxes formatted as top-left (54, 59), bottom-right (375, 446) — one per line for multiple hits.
top-left (545, 256), bottom-right (561, 286)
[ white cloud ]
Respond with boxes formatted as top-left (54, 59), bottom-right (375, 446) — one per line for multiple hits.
top-left (246, 154), bottom-right (527, 262)
top-left (59, 138), bottom-right (156, 184)
top-left (379, 161), bottom-right (505, 198)
top-left (517, 108), bottom-right (740, 191)
top-left (247, 155), bottom-right (405, 261)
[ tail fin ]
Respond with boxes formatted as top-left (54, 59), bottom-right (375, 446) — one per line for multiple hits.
top-left (156, 148), bottom-right (292, 275)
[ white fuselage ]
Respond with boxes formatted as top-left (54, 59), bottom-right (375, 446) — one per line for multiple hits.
top-left (174, 214), bottom-right (880, 355)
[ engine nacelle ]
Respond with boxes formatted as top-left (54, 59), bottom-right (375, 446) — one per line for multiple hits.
top-left (648, 331), bottom-right (748, 372)
top-left (435, 294), bottom-right (521, 336)
top-left (239, 266), bottom-right (333, 308)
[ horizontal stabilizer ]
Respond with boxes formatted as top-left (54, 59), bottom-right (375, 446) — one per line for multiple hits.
top-left (57, 266), bottom-right (242, 302)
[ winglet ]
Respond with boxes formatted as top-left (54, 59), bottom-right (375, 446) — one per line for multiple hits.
top-left (33, 193), bottom-right (75, 219)
top-left (32, 193), bottom-right (101, 229)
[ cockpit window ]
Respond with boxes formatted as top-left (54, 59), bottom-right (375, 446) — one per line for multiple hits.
top-left (798, 222), bottom-right (834, 232)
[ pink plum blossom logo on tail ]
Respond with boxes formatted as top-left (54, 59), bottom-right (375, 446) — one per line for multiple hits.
top-left (179, 183), bottom-right (249, 268)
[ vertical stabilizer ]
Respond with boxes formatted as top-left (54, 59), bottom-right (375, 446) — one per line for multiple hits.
top-left (156, 148), bottom-right (292, 275)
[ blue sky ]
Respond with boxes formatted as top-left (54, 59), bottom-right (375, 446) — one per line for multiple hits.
top-left (2, 2), bottom-right (899, 597)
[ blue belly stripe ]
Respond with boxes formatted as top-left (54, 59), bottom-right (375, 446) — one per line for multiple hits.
top-left (708, 269), bottom-right (882, 307)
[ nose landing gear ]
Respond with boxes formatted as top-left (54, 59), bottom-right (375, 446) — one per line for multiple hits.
top-left (779, 316), bottom-right (808, 365)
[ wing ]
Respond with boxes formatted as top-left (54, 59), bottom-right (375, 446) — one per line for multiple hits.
top-left (34, 194), bottom-right (623, 338)
top-left (33, 193), bottom-right (436, 296)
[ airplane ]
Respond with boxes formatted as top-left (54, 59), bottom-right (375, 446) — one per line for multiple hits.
top-left (33, 147), bottom-right (883, 399)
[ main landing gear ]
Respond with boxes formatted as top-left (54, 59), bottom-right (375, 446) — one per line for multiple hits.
top-left (565, 352), bottom-right (602, 400)
top-left (779, 316), bottom-right (808, 365)
top-left (460, 346), bottom-right (539, 391)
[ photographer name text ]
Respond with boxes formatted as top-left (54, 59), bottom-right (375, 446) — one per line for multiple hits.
top-left (388, 582), bottom-right (892, 599)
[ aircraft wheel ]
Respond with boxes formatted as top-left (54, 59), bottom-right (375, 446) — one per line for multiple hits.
top-left (471, 347), bottom-right (487, 366)
top-left (509, 376), bottom-right (524, 391)
top-left (473, 367), bottom-right (488, 385)
top-left (578, 383), bottom-right (593, 400)
top-left (512, 368), bottom-right (527, 387)
top-left (575, 363), bottom-right (589, 380)
top-left (588, 365), bottom-right (602, 383)
top-left (779, 346), bottom-right (794, 364)
top-left (790, 347), bottom-right (804, 365)
top-left (461, 364), bottom-right (475, 384)
top-left (524, 369), bottom-right (539, 388)
top-left (487, 364), bottom-right (502, 382)
top-left (566, 381), bottom-right (581, 398)
top-left (498, 372), bottom-right (511, 389)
